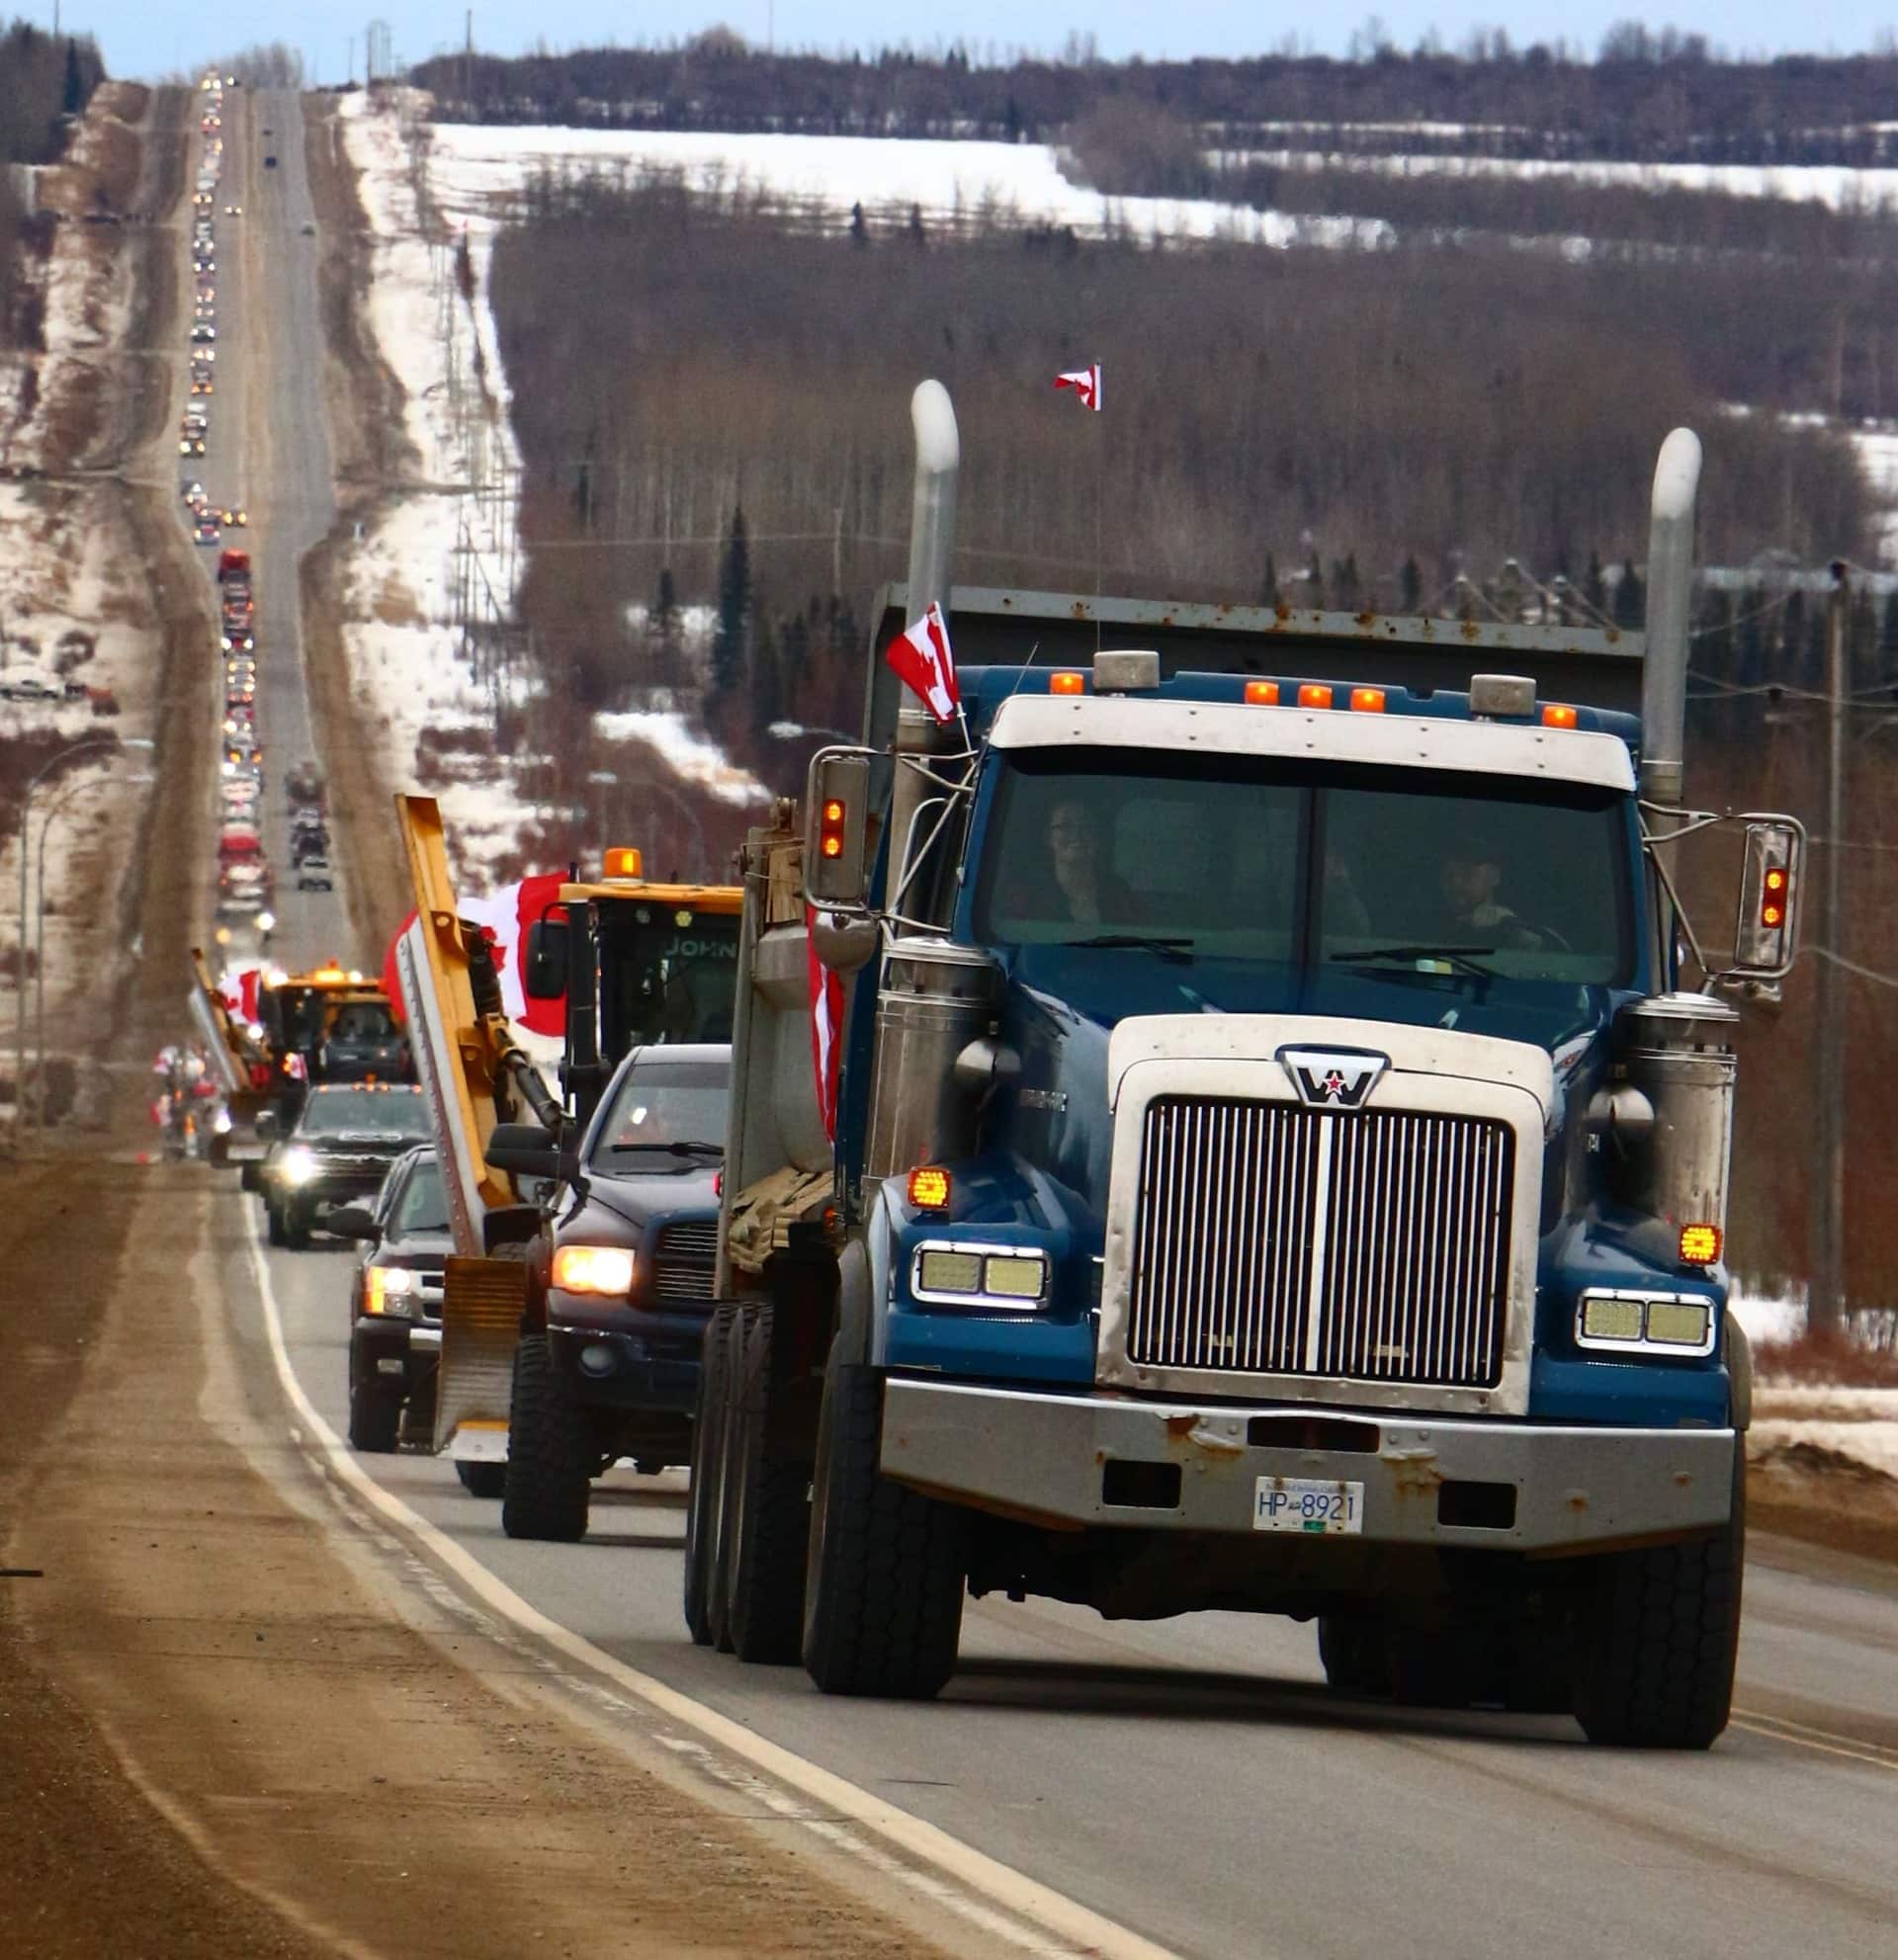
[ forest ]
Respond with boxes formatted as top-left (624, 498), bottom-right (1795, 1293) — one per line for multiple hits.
top-left (417, 32), bottom-right (1898, 167)
top-left (0, 21), bottom-right (104, 356)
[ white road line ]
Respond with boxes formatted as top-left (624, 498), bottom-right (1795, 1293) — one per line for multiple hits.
top-left (242, 1209), bottom-right (1183, 1960)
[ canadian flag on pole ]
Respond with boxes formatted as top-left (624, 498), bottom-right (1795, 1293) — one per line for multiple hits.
top-left (883, 599), bottom-right (960, 725)
top-left (1054, 363), bottom-right (1102, 412)
top-left (806, 904), bottom-right (845, 1141)
top-left (382, 873), bottom-right (569, 1038)
top-left (218, 967), bottom-right (262, 1023)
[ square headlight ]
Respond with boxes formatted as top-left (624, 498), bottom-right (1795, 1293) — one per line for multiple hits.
top-left (983, 1253), bottom-right (1048, 1301)
top-left (917, 1249), bottom-right (983, 1295)
top-left (1581, 1295), bottom-right (1644, 1343)
top-left (1645, 1299), bottom-right (1712, 1347)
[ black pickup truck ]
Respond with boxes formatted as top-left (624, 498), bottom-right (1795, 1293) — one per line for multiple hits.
top-left (245, 1083), bottom-right (433, 1248)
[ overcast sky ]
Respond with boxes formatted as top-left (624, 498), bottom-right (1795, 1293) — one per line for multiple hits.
top-left (61, 1), bottom-right (1898, 86)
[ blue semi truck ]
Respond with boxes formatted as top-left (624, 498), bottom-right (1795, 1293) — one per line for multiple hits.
top-left (684, 383), bottom-right (1802, 1748)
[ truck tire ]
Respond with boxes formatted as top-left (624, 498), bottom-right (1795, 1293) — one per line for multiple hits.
top-left (1318, 1615), bottom-right (1392, 1699)
top-left (1572, 1450), bottom-right (1744, 1749)
top-left (802, 1352), bottom-right (965, 1699)
top-left (683, 1305), bottom-right (737, 1647)
top-left (723, 1303), bottom-right (812, 1664)
top-left (347, 1381), bottom-right (399, 1453)
top-left (266, 1200), bottom-right (287, 1246)
top-left (283, 1204), bottom-right (310, 1251)
top-left (500, 1333), bottom-right (590, 1543)
top-left (455, 1460), bottom-right (506, 1497)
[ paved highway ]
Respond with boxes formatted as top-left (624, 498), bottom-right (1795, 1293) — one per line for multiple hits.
top-left (207, 85), bottom-right (1898, 1960)
top-left (177, 84), bottom-right (343, 978)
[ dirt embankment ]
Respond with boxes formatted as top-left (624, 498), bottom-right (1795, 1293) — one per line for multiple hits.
top-left (299, 98), bottom-right (413, 963)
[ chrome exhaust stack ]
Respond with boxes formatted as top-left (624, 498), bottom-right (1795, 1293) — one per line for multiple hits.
top-left (1640, 427), bottom-right (1701, 808)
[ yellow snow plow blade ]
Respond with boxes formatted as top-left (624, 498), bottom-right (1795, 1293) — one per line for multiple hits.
top-left (434, 1255), bottom-right (528, 1458)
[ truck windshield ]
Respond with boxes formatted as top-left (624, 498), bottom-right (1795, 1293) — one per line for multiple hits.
top-left (299, 1090), bottom-right (430, 1139)
top-left (971, 747), bottom-right (1634, 990)
top-left (590, 1061), bottom-right (731, 1174)
top-left (597, 904), bottom-right (740, 1052)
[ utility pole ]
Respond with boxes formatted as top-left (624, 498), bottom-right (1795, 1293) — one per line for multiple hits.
top-left (1811, 560), bottom-right (1851, 1335)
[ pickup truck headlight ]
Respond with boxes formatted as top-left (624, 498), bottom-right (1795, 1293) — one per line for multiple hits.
top-left (1577, 1289), bottom-right (1715, 1356)
top-left (364, 1266), bottom-right (419, 1318)
top-left (551, 1244), bottom-right (636, 1297)
top-left (277, 1146), bottom-right (317, 1186)
top-left (912, 1242), bottom-right (1050, 1311)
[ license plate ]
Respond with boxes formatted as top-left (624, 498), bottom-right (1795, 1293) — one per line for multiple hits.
top-left (1253, 1476), bottom-right (1363, 1535)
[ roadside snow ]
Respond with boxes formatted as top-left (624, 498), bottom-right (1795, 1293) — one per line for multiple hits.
top-left (336, 90), bottom-right (533, 890)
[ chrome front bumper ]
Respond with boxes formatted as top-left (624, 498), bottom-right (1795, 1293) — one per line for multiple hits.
top-left (878, 1378), bottom-right (1734, 1553)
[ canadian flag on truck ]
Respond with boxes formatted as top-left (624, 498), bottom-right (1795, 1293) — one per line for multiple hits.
top-left (883, 600), bottom-right (960, 725)
top-left (382, 873), bottom-right (568, 1038)
top-left (806, 904), bottom-right (844, 1142)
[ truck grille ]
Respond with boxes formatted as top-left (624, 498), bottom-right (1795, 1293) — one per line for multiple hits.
top-left (650, 1219), bottom-right (719, 1304)
top-left (1128, 1097), bottom-right (1512, 1390)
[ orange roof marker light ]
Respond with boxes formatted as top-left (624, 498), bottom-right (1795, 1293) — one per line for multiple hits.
top-left (1542, 703), bottom-right (1580, 729)
top-left (1298, 684), bottom-right (1334, 710)
top-left (1050, 671), bottom-right (1085, 696)
top-left (1679, 1223), bottom-right (1722, 1267)
top-left (603, 846), bottom-right (644, 880)
top-left (1350, 687), bottom-right (1386, 714)
top-left (1244, 680), bottom-right (1280, 706)
top-left (907, 1165), bottom-right (952, 1211)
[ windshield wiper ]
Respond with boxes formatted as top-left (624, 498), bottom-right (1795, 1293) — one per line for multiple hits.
top-left (1059, 933), bottom-right (1195, 965)
top-left (606, 1140), bottom-right (725, 1156)
top-left (1331, 943), bottom-right (1500, 980)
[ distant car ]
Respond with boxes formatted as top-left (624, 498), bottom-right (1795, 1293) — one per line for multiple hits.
top-left (292, 831), bottom-right (330, 868)
top-left (191, 322), bottom-right (216, 342)
top-left (179, 437), bottom-right (206, 457)
top-left (301, 220), bottom-right (315, 236)
top-left (249, 1083), bottom-right (433, 1249)
top-left (0, 675), bottom-right (59, 703)
top-left (181, 478), bottom-right (206, 503)
top-left (297, 857), bottom-right (335, 893)
top-left (325, 1147), bottom-right (454, 1456)
top-left (219, 507), bottom-right (247, 527)
top-left (222, 204), bottom-right (242, 215)
top-left (264, 154), bottom-right (278, 169)
top-left (196, 521), bottom-right (221, 545)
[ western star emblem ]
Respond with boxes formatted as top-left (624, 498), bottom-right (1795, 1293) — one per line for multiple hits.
top-left (1278, 1047), bottom-right (1390, 1112)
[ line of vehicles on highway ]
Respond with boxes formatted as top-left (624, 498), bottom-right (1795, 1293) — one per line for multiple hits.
top-left (187, 380), bottom-right (1802, 1748)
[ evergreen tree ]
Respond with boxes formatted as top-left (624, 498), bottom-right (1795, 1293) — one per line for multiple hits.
top-left (1259, 554), bottom-right (1280, 608)
top-left (848, 200), bottom-right (868, 245)
top-left (1612, 558), bottom-right (1644, 630)
top-left (711, 505), bottom-right (749, 699)
top-left (750, 609), bottom-right (784, 737)
top-left (1584, 551), bottom-right (1607, 621)
top-left (1882, 587), bottom-right (1898, 663)
top-left (652, 566), bottom-right (678, 664)
top-left (61, 40), bottom-right (82, 117)
top-left (1399, 554), bottom-right (1422, 613)
top-left (1697, 589), bottom-right (1734, 672)
top-left (1332, 553), bottom-right (1362, 611)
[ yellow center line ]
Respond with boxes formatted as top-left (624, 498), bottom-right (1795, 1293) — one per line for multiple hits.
top-left (1732, 1708), bottom-right (1898, 1772)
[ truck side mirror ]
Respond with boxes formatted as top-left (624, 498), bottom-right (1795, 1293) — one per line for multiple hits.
top-left (1731, 817), bottom-right (1803, 980)
top-left (524, 918), bottom-right (566, 999)
top-left (484, 1120), bottom-right (564, 1184)
top-left (805, 752), bottom-right (871, 907)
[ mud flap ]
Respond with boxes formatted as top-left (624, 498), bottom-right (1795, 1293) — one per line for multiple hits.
top-left (433, 1255), bottom-right (528, 1460)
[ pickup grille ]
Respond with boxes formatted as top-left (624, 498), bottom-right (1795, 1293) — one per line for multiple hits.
top-left (650, 1219), bottom-right (719, 1303)
top-left (1128, 1097), bottom-right (1512, 1391)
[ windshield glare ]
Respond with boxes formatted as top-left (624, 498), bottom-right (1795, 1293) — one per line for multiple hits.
top-left (974, 748), bottom-right (1633, 987)
top-left (300, 1091), bottom-right (430, 1139)
top-left (591, 1064), bottom-right (731, 1168)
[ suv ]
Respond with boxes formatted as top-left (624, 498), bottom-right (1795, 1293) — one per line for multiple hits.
top-left (248, 1083), bottom-right (433, 1248)
top-left (326, 1149), bottom-right (461, 1466)
top-left (483, 1045), bottom-right (727, 1542)
top-left (319, 999), bottom-right (409, 1081)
